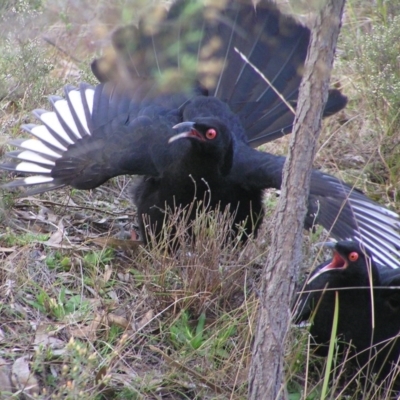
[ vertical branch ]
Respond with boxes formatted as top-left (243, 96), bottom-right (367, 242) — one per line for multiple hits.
top-left (248, 1), bottom-right (346, 399)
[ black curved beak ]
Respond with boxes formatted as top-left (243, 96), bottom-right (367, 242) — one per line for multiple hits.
top-left (169, 122), bottom-right (204, 143)
top-left (307, 242), bottom-right (346, 284)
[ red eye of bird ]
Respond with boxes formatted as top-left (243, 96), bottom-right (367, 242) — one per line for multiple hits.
top-left (348, 252), bottom-right (359, 262)
top-left (205, 128), bottom-right (217, 140)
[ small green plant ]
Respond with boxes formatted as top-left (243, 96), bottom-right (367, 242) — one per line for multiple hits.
top-left (169, 311), bottom-right (207, 351)
top-left (83, 248), bottom-right (115, 269)
top-left (2, 229), bottom-right (49, 246)
top-left (209, 319), bottom-right (237, 361)
top-left (46, 252), bottom-right (72, 270)
top-left (27, 288), bottom-right (90, 320)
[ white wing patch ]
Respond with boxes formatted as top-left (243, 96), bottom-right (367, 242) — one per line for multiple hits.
top-left (53, 99), bottom-right (82, 140)
top-left (68, 89), bottom-right (90, 134)
top-left (85, 88), bottom-right (95, 115)
top-left (15, 150), bottom-right (55, 166)
top-left (17, 139), bottom-right (61, 158)
top-left (0, 83), bottom-right (95, 191)
top-left (23, 176), bottom-right (54, 185)
top-left (23, 123), bottom-right (69, 150)
top-left (15, 161), bottom-right (52, 174)
top-left (37, 112), bottom-right (75, 145)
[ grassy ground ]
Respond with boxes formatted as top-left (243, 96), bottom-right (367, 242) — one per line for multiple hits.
top-left (0, 0), bottom-right (400, 399)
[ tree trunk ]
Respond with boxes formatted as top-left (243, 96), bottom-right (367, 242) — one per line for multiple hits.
top-left (248, 1), bottom-right (346, 399)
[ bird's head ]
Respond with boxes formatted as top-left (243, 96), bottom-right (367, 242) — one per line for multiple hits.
top-left (169, 118), bottom-right (234, 176)
top-left (307, 240), bottom-right (379, 286)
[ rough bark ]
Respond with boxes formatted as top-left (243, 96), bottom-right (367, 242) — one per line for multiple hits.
top-left (248, 1), bottom-right (346, 399)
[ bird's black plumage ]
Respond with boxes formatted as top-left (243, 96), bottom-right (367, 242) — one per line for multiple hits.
top-left (1, 0), bottom-right (400, 265)
top-left (295, 241), bottom-right (400, 383)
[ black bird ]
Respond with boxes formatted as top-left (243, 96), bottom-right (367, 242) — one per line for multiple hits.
top-left (295, 241), bottom-right (400, 383)
top-left (1, 0), bottom-right (400, 266)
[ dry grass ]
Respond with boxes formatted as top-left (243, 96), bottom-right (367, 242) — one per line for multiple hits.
top-left (0, 0), bottom-right (400, 398)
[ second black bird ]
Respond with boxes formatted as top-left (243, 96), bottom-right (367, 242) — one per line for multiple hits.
top-left (295, 241), bottom-right (400, 384)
